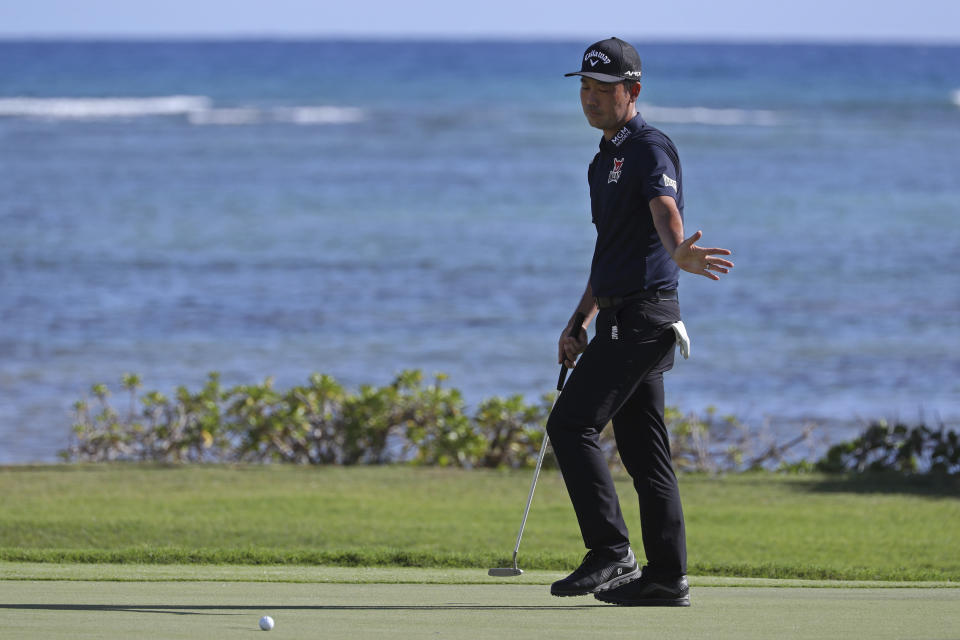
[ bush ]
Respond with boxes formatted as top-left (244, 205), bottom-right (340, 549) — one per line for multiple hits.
top-left (64, 371), bottom-right (551, 469)
top-left (816, 420), bottom-right (960, 476)
top-left (473, 394), bottom-right (553, 469)
top-left (64, 371), bottom-right (819, 471)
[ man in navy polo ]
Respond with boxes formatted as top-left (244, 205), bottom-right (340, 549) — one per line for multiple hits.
top-left (546, 37), bottom-right (734, 606)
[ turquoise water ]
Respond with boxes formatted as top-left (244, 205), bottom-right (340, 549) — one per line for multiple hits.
top-left (1, 41), bottom-right (958, 462)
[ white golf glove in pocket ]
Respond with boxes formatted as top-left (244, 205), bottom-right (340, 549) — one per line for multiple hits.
top-left (671, 321), bottom-right (690, 359)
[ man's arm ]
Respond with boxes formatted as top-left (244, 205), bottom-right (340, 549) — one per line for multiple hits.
top-left (649, 195), bottom-right (733, 280)
top-left (558, 279), bottom-right (598, 369)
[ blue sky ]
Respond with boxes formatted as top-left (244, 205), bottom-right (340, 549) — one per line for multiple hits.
top-left (2, 0), bottom-right (959, 42)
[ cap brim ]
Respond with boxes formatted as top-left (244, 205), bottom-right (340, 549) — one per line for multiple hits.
top-left (564, 71), bottom-right (626, 83)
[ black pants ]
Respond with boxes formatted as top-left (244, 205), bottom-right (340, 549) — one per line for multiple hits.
top-left (546, 297), bottom-right (687, 579)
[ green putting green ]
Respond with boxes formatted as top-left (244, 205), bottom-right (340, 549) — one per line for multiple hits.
top-left (2, 570), bottom-right (958, 640)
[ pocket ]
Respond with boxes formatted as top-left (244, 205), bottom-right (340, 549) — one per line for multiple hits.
top-left (617, 299), bottom-right (680, 344)
top-left (643, 298), bottom-right (681, 327)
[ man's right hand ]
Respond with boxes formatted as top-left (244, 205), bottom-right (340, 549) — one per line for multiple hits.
top-left (558, 323), bottom-right (588, 369)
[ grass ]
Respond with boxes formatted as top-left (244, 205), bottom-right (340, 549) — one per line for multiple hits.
top-left (3, 466), bottom-right (957, 639)
top-left (1, 564), bottom-right (957, 588)
top-left (2, 575), bottom-right (959, 640)
top-left (1, 465), bottom-right (958, 581)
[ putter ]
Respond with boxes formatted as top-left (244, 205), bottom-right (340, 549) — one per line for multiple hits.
top-left (488, 312), bottom-right (585, 577)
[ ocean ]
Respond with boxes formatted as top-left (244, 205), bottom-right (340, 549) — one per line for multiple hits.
top-left (1, 40), bottom-right (958, 463)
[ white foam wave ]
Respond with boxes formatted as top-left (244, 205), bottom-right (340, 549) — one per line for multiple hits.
top-left (187, 108), bottom-right (262, 126)
top-left (641, 103), bottom-right (779, 126)
top-left (0, 96), bottom-right (366, 126)
top-left (0, 96), bottom-right (211, 119)
top-left (272, 106), bottom-right (366, 125)
top-left (952, 89), bottom-right (960, 108)
top-left (189, 106), bottom-right (366, 126)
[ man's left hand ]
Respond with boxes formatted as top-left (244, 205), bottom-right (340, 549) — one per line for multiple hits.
top-left (672, 230), bottom-right (734, 281)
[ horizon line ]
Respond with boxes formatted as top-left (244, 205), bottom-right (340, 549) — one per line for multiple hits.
top-left (1, 33), bottom-right (959, 46)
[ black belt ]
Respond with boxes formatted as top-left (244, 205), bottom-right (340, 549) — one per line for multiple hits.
top-left (595, 288), bottom-right (677, 309)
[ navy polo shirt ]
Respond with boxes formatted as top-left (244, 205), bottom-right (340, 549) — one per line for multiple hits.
top-left (588, 113), bottom-right (683, 297)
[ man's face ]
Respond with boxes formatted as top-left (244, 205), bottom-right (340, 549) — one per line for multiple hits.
top-left (579, 77), bottom-right (638, 132)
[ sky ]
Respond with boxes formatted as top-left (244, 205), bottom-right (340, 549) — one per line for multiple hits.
top-left (1, 0), bottom-right (959, 43)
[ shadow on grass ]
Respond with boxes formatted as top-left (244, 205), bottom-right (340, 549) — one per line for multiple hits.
top-left (0, 603), bottom-right (605, 614)
top-left (788, 473), bottom-right (959, 498)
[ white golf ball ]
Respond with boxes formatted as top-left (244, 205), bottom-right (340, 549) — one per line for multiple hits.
top-left (259, 615), bottom-right (275, 631)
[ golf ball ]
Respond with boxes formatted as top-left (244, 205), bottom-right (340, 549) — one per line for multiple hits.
top-left (259, 615), bottom-right (275, 631)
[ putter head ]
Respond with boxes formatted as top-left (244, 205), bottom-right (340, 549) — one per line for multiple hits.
top-left (488, 567), bottom-right (523, 577)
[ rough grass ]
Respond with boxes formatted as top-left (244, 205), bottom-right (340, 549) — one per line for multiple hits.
top-left (0, 465), bottom-right (957, 581)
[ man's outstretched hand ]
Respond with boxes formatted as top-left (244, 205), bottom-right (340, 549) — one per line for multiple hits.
top-left (672, 230), bottom-right (734, 280)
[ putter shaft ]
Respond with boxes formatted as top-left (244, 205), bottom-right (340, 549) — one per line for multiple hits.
top-left (511, 433), bottom-right (550, 559)
top-left (489, 312), bottom-right (583, 577)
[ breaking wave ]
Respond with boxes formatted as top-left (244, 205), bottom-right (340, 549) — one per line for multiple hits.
top-left (187, 107), bottom-right (261, 126)
top-left (188, 106), bottom-right (366, 126)
top-left (272, 106), bottom-right (365, 125)
top-left (640, 103), bottom-right (779, 126)
top-left (0, 96), bottom-right (211, 119)
top-left (0, 96), bottom-right (365, 125)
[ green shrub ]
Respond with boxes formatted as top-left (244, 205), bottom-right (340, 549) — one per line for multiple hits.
top-left (64, 370), bottom-right (821, 472)
top-left (65, 370), bottom-right (490, 467)
top-left (816, 420), bottom-right (959, 476)
top-left (473, 394), bottom-right (554, 469)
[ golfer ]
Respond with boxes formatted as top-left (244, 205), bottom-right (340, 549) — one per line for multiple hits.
top-left (547, 37), bottom-right (733, 606)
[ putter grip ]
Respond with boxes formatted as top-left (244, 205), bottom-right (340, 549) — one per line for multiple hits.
top-left (557, 311), bottom-right (586, 391)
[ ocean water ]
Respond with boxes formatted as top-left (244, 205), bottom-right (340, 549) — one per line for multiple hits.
top-left (1, 40), bottom-right (958, 463)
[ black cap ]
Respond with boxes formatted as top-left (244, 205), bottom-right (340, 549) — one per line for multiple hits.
top-left (564, 37), bottom-right (642, 83)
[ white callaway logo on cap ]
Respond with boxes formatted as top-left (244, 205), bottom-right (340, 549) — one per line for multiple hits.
top-left (584, 49), bottom-right (612, 66)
